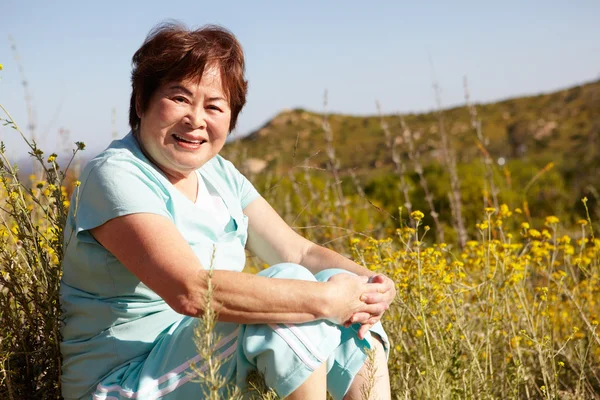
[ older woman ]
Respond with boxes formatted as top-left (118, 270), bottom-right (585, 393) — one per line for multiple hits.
top-left (60, 23), bottom-right (395, 400)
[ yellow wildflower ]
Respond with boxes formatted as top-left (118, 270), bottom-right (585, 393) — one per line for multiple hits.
top-left (528, 229), bottom-right (541, 239)
top-left (521, 222), bottom-right (530, 230)
top-left (410, 210), bottom-right (424, 221)
top-left (545, 216), bottom-right (559, 225)
top-left (499, 204), bottom-right (512, 217)
top-left (476, 222), bottom-right (489, 230)
top-left (559, 235), bottom-right (571, 244)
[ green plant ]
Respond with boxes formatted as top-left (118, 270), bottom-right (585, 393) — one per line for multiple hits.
top-left (0, 104), bottom-right (84, 399)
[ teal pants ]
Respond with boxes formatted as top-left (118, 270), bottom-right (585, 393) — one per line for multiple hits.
top-left (91, 263), bottom-right (389, 400)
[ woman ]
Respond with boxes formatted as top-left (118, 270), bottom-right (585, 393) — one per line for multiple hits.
top-left (60, 22), bottom-right (395, 400)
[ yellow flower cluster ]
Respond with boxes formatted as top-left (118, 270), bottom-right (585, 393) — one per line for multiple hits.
top-left (348, 206), bottom-right (600, 397)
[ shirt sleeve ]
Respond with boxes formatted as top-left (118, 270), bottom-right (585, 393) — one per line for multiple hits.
top-left (73, 157), bottom-right (172, 242)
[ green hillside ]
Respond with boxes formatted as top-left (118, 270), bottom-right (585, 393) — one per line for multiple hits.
top-left (222, 80), bottom-right (600, 224)
top-left (234, 80), bottom-right (598, 173)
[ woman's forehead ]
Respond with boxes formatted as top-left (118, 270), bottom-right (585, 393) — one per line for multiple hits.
top-left (164, 67), bottom-right (226, 94)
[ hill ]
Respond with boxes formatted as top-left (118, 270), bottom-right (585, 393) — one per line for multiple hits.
top-left (219, 80), bottom-right (600, 226)
top-left (231, 80), bottom-right (599, 175)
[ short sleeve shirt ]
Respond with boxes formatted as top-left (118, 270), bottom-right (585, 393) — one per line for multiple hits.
top-left (59, 132), bottom-right (260, 397)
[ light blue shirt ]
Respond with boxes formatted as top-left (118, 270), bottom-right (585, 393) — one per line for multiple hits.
top-left (60, 132), bottom-right (260, 397)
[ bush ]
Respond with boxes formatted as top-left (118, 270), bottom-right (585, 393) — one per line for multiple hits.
top-left (0, 106), bottom-right (83, 399)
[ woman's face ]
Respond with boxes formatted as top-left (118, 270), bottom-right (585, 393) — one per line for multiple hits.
top-left (137, 66), bottom-right (231, 180)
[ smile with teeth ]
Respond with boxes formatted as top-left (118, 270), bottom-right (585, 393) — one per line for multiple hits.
top-left (172, 134), bottom-right (207, 145)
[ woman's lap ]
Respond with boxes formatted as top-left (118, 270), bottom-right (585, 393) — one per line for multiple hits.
top-left (91, 263), bottom-right (389, 400)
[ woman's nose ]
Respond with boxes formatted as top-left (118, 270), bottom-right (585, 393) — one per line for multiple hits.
top-left (184, 107), bottom-right (207, 129)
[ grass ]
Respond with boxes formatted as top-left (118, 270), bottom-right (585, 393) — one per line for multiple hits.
top-left (1, 74), bottom-right (599, 399)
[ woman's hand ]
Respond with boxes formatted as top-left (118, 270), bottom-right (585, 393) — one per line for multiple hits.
top-left (324, 274), bottom-right (389, 327)
top-left (351, 274), bottom-right (396, 339)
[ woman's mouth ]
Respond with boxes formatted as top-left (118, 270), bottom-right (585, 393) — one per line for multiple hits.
top-left (172, 134), bottom-right (207, 147)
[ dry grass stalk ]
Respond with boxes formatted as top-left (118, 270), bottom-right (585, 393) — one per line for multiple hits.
top-left (192, 246), bottom-right (242, 399)
top-left (322, 89), bottom-right (351, 226)
top-left (376, 101), bottom-right (412, 215)
top-left (432, 81), bottom-right (467, 247)
top-left (463, 76), bottom-right (499, 210)
top-left (400, 116), bottom-right (444, 243)
top-left (0, 103), bottom-right (84, 399)
top-left (359, 346), bottom-right (379, 400)
top-left (348, 169), bottom-right (369, 211)
top-left (8, 36), bottom-right (37, 144)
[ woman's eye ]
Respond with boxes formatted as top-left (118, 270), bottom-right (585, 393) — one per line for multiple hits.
top-left (207, 105), bottom-right (222, 112)
top-left (173, 96), bottom-right (187, 103)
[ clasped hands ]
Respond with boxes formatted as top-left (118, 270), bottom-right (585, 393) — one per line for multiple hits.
top-left (327, 273), bottom-right (396, 340)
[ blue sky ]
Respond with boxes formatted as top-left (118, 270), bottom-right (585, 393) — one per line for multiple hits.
top-left (1, 0), bottom-right (599, 157)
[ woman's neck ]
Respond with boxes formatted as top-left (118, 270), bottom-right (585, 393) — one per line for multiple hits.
top-left (133, 130), bottom-right (198, 202)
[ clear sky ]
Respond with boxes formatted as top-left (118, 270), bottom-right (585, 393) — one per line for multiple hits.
top-left (1, 0), bottom-right (599, 158)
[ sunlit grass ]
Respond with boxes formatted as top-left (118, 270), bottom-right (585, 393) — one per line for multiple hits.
top-left (1, 97), bottom-right (599, 400)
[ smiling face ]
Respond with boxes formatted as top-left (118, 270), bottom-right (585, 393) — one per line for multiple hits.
top-left (136, 66), bottom-right (231, 181)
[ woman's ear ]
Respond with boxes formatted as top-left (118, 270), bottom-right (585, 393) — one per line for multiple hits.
top-left (135, 95), bottom-right (143, 119)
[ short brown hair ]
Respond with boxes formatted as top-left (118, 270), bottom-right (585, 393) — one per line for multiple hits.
top-left (129, 22), bottom-right (247, 132)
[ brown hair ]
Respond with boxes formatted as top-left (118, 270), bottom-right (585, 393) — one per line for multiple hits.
top-left (129, 22), bottom-right (247, 132)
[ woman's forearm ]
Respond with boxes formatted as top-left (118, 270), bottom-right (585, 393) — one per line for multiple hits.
top-left (179, 269), bottom-right (333, 324)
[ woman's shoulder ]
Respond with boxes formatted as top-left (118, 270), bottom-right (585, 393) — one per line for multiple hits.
top-left (79, 132), bottom-right (164, 186)
top-left (85, 132), bottom-right (146, 167)
top-left (203, 154), bottom-right (243, 181)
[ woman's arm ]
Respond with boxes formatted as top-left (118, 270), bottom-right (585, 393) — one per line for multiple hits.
top-left (244, 197), bottom-right (374, 276)
top-left (244, 196), bottom-right (396, 337)
top-left (90, 212), bottom-right (386, 325)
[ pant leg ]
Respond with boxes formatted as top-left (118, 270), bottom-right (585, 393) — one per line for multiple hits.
top-left (237, 263), bottom-right (390, 400)
top-left (91, 317), bottom-right (239, 400)
top-left (236, 263), bottom-right (340, 396)
top-left (314, 268), bottom-right (390, 399)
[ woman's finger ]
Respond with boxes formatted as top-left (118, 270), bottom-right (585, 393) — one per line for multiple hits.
top-left (360, 302), bottom-right (388, 317)
top-left (347, 311), bottom-right (371, 325)
top-left (362, 282), bottom-right (387, 294)
top-left (358, 323), bottom-right (373, 340)
top-left (368, 274), bottom-right (385, 284)
top-left (360, 292), bottom-right (385, 304)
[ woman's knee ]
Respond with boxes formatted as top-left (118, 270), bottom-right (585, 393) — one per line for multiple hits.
top-left (314, 268), bottom-right (356, 283)
top-left (258, 262), bottom-right (316, 281)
